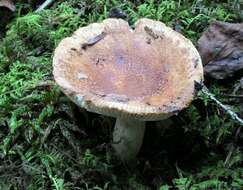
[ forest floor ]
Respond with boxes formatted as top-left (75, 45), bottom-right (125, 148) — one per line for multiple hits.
top-left (0, 0), bottom-right (243, 190)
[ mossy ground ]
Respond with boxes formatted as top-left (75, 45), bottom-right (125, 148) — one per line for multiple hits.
top-left (0, 0), bottom-right (243, 190)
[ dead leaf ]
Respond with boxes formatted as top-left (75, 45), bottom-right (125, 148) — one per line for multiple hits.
top-left (198, 21), bottom-right (243, 79)
top-left (108, 7), bottom-right (127, 19)
top-left (0, 0), bottom-right (16, 11)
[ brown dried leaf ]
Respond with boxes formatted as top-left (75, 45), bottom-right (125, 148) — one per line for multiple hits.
top-left (198, 21), bottom-right (243, 79)
top-left (0, 0), bottom-right (15, 11)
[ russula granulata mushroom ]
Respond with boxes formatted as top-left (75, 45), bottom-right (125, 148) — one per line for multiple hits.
top-left (53, 18), bottom-right (203, 162)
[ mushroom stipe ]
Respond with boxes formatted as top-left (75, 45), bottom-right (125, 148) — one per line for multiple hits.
top-left (53, 18), bottom-right (204, 162)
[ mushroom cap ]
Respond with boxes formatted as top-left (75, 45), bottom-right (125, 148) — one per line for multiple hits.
top-left (53, 18), bottom-right (203, 121)
top-left (0, 0), bottom-right (15, 11)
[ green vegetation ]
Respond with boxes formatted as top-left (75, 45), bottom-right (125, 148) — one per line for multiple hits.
top-left (0, 0), bottom-right (242, 189)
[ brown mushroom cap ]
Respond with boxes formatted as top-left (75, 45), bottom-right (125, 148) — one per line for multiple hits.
top-left (53, 18), bottom-right (203, 121)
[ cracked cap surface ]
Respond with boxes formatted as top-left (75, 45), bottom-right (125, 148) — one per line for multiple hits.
top-left (53, 18), bottom-right (203, 121)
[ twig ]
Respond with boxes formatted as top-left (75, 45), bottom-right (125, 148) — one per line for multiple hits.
top-left (220, 94), bottom-right (243, 99)
top-left (198, 83), bottom-right (243, 167)
top-left (35, 0), bottom-right (55, 12)
top-left (200, 85), bottom-right (243, 126)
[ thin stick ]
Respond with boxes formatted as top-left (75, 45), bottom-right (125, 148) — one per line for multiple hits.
top-left (35, 0), bottom-right (55, 12)
top-left (198, 84), bottom-right (243, 166)
top-left (201, 85), bottom-right (243, 126)
top-left (220, 94), bottom-right (243, 98)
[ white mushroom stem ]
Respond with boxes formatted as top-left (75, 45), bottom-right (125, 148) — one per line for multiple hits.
top-left (112, 117), bottom-right (145, 162)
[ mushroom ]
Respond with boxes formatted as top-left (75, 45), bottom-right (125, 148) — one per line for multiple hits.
top-left (0, 0), bottom-right (15, 12)
top-left (53, 18), bottom-right (203, 162)
top-left (0, 0), bottom-right (15, 32)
